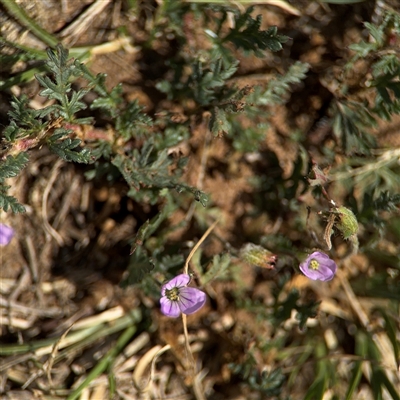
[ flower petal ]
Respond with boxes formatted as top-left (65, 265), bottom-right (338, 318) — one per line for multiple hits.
top-left (160, 296), bottom-right (181, 318)
top-left (0, 224), bottom-right (14, 246)
top-left (317, 261), bottom-right (337, 281)
top-left (161, 274), bottom-right (191, 294)
top-left (178, 287), bottom-right (206, 315)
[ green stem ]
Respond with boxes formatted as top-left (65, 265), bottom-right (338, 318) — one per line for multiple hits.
top-left (0, 66), bottom-right (44, 92)
top-left (1, 0), bottom-right (59, 47)
top-left (67, 324), bottom-right (138, 400)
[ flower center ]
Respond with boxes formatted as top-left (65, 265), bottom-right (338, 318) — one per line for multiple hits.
top-left (309, 259), bottom-right (320, 270)
top-left (165, 287), bottom-right (180, 301)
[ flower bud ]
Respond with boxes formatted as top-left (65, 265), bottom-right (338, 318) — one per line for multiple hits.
top-left (240, 243), bottom-right (277, 269)
top-left (335, 206), bottom-right (358, 240)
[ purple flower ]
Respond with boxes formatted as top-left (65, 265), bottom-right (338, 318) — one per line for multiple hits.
top-left (160, 274), bottom-right (206, 318)
top-left (299, 251), bottom-right (337, 281)
top-left (0, 224), bottom-right (14, 246)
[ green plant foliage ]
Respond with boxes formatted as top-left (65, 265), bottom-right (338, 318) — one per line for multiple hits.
top-left (345, 12), bottom-right (400, 122)
top-left (123, 247), bottom-right (156, 286)
top-left (111, 140), bottom-right (207, 205)
top-left (0, 153), bottom-right (29, 213)
top-left (371, 53), bottom-right (400, 119)
top-left (218, 6), bottom-right (289, 56)
top-left (273, 289), bottom-right (320, 330)
top-left (2, 3), bottom-right (400, 398)
top-left (303, 344), bottom-right (329, 400)
top-left (35, 46), bottom-right (92, 124)
top-left (348, 12), bottom-right (400, 61)
top-left (0, 186), bottom-right (26, 213)
top-left (230, 357), bottom-right (285, 397)
top-left (114, 100), bottom-right (153, 140)
top-left (0, 153), bottom-right (29, 179)
top-left (374, 191), bottom-right (400, 212)
top-left (367, 334), bottom-right (400, 400)
top-left (249, 61), bottom-right (310, 107)
top-left (0, 45), bottom-right (94, 211)
top-left (4, 96), bottom-right (43, 140)
top-left (157, 57), bottom-right (239, 107)
top-left (332, 100), bottom-right (377, 155)
top-left (202, 253), bottom-right (231, 285)
top-left (47, 128), bottom-right (92, 163)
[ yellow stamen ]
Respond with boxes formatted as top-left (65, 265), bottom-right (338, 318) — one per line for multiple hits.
top-left (165, 287), bottom-right (180, 301)
top-left (309, 259), bottom-right (320, 270)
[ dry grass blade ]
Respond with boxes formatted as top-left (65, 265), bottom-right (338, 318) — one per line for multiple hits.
top-left (59, 0), bottom-right (113, 44)
top-left (41, 159), bottom-right (65, 246)
top-left (184, 0), bottom-right (301, 15)
top-left (132, 345), bottom-right (163, 395)
top-left (324, 212), bottom-right (335, 250)
top-left (71, 306), bottom-right (125, 330)
top-left (183, 219), bottom-right (219, 275)
top-left (45, 325), bottom-right (74, 388)
top-left (114, 332), bottom-right (150, 372)
top-left (1, 2), bottom-right (399, 398)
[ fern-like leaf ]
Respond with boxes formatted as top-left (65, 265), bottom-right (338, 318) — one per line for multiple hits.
top-left (0, 185), bottom-right (25, 213)
top-left (47, 128), bottom-right (92, 163)
top-left (0, 153), bottom-right (29, 180)
top-left (223, 7), bottom-right (289, 56)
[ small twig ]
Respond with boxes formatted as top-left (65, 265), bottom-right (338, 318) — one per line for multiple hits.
top-left (182, 314), bottom-right (196, 368)
top-left (114, 332), bottom-right (150, 371)
top-left (45, 325), bottom-right (74, 389)
top-left (149, 345), bottom-right (172, 386)
top-left (186, 122), bottom-right (211, 223)
top-left (183, 219), bottom-right (219, 275)
top-left (24, 235), bottom-right (39, 283)
top-left (6, 266), bottom-right (31, 331)
top-left (53, 175), bottom-right (80, 229)
top-left (0, 296), bottom-right (62, 318)
top-left (331, 147), bottom-right (400, 181)
top-left (42, 159), bottom-right (65, 246)
top-left (0, 0), bottom-right (58, 47)
top-left (181, 220), bottom-right (218, 399)
top-left (132, 345), bottom-right (163, 395)
top-left (337, 269), bottom-right (371, 331)
top-left (59, 0), bottom-right (113, 44)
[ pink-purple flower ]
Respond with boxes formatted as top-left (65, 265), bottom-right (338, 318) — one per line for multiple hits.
top-left (0, 224), bottom-right (14, 246)
top-left (299, 251), bottom-right (337, 281)
top-left (160, 274), bottom-right (206, 318)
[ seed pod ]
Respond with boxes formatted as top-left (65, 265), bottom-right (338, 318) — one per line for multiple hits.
top-left (335, 206), bottom-right (359, 240)
top-left (240, 243), bottom-right (277, 269)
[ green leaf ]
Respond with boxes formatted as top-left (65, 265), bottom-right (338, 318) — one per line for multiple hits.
top-left (115, 100), bottom-right (153, 139)
top-left (47, 128), bottom-right (92, 163)
top-left (345, 332), bottom-right (367, 400)
top-left (249, 61), bottom-right (309, 107)
top-left (374, 309), bottom-right (399, 370)
top-left (112, 141), bottom-right (207, 205)
top-left (202, 253), bottom-right (231, 285)
top-left (210, 106), bottom-right (231, 136)
top-left (7, 95), bottom-right (42, 130)
top-left (332, 101), bottom-right (376, 155)
top-left (0, 185), bottom-right (26, 213)
top-left (374, 191), bottom-right (400, 212)
top-left (222, 7), bottom-right (289, 56)
top-left (130, 220), bottom-right (150, 255)
top-left (34, 44), bottom-right (93, 123)
top-left (0, 153), bottom-right (29, 180)
top-left (124, 247), bottom-right (155, 285)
